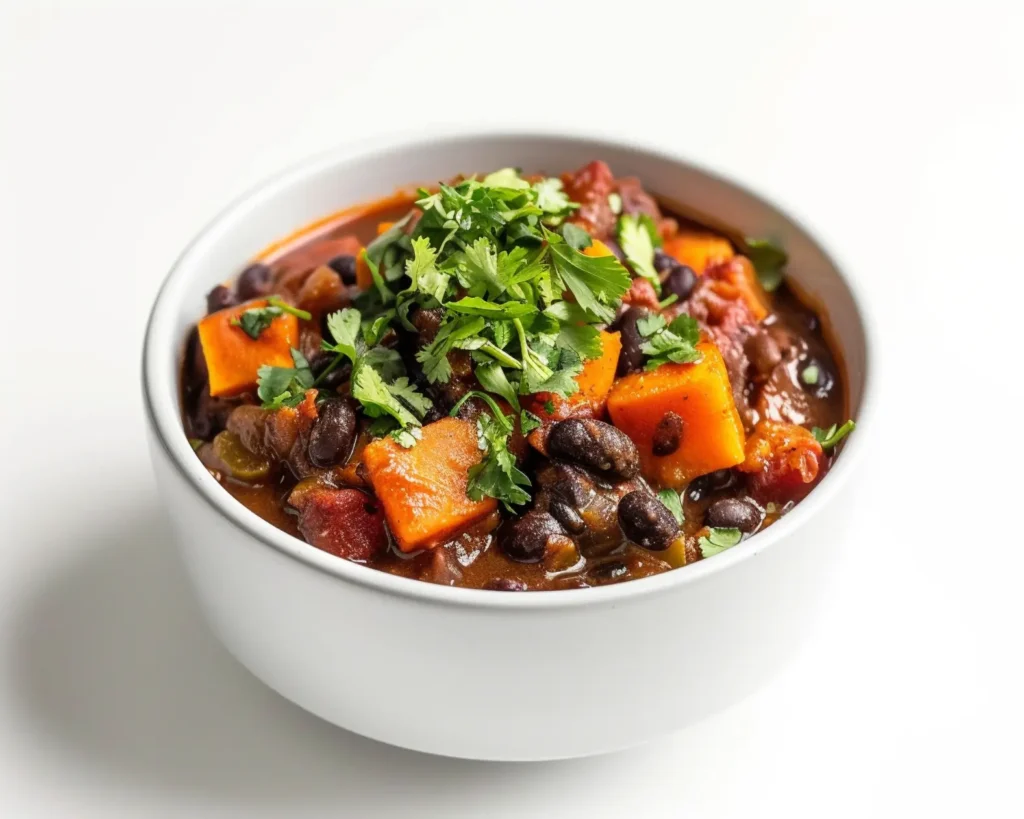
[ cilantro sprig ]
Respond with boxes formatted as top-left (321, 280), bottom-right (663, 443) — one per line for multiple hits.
top-left (617, 213), bottom-right (662, 294)
top-left (636, 313), bottom-right (702, 370)
top-left (699, 527), bottom-right (743, 558)
top-left (231, 296), bottom-right (312, 339)
top-left (812, 420), bottom-right (856, 450)
top-left (449, 391), bottom-right (531, 510)
top-left (746, 238), bottom-right (787, 293)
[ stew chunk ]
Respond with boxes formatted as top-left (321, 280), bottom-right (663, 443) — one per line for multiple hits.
top-left (362, 418), bottom-right (497, 551)
top-left (607, 342), bottom-right (746, 487)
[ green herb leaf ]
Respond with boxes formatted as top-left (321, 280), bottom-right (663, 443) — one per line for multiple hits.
top-left (560, 222), bottom-right (593, 251)
top-left (323, 307), bottom-right (362, 365)
top-left (546, 231), bottom-right (631, 323)
top-left (352, 361), bottom-right (421, 429)
top-left (699, 527), bottom-right (743, 558)
top-left (617, 213), bottom-right (661, 293)
top-left (533, 177), bottom-right (575, 215)
top-left (230, 296), bottom-right (311, 340)
top-left (608, 192), bottom-right (622, 215)
top-left (658, 489), bottom-right (685, 524)
top-left (464, 412), bottom-right (531, 511)
top-left (746, 238), bottom-right (787, 292)
top-left (812, 419), bottom-right (856, 450)
top-left (637, 313), bottom-right (702, 370)
top-left (476, 360), bottom-right (521, 411)
top-left (257, 348), bottom-right (314, 409)
top-left (446, 296), bottom-right (537, 320)
top-left (520, 410), bottom-right (542, 435)
top-left (801, 364), bottom-right (819, 385)
top-left (482, 167), bottom-right (531, 190)
top-left (405, 236), bottom-right (450, 303)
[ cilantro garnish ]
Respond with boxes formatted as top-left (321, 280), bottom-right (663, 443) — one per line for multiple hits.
top-left (520, 410), bottom-right (542, 435)
top-left (746, 238), bottom-right (787, 293)
top-left (699, 527), bottom-right (742, 558)
top-left (231, 296), bottom-right (312, 339)
top-left (617, 213), bottom-right (662, 294)
top-left (257, 348), bottom-right (314, 409)
top-left (546, 229), bottom-right (631, 323)
top-left (636, 313), bottom-right (702, 370)
top-left (658, 489), bottom-right (685, 524)
top-left (800, 364), bottom-right (819, 385)
top-left (448, 391), bottom-right (531, 510)
top-left (812, 420), bottom-right (855, 450)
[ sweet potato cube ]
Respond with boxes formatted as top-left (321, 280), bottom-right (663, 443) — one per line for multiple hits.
top-left (607, 342), bottom-right (746, 487)
top-left (362, 418), bottom-right (497, 552)
top-left (529, 331), bottom-right (622, 421)
top-left (197, 299), bottom-right (299, 397)
top-left (663, 230), bottom-right (734, 273)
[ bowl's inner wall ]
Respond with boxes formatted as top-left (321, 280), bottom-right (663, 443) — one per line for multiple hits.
top-left (151, 134), bottom-right (868, 480)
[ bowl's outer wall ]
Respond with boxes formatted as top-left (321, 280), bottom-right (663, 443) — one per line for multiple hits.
top-left (144, 134), bottom-right (869, 760)
top-left (151, 432), bottom-right (848, 760)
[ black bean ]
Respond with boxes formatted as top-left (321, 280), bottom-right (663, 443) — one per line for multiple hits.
top-left (591, 560), bottom-right (628, 583)
top-left (308, 397), bottom-right (358, 467)
top-left (546, 463), bottom-right (596, 510)
top-left (547, 419), bottom-right (640, 480)
top-left (206, 284), bottom-right (236, 314)
top-left (745, 330), bottom-right (783, 376)
top-left (654, 251), bottom-right (698, 301)
top-left (236, 262), bottom-right (273, 300)
top-left (327, 254), bottom-right (358, 285)
top-left (705, 498), bottom-right (762, 533)
top-left (550, 499), bottom-right (586, 534)
top-left (664, 265), bottom-right (698, 301)
top-left (618, 491), bottom-right (679, 551)
top-left (308, 350), bottom-right (352, 390)
top-left (652, 411), bottom-right (684, 456)
top-left (499, 511), bottom-right (566, 564)
top-left (486, 578), bottom-right (528, 591)
top-left (610, 306), bottom-right (649, 376)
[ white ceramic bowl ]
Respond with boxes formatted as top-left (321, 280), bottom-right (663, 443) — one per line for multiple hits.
top-left (143, 131), bottom-right (874, 761)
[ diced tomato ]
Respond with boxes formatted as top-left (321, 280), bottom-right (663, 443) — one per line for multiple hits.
top-left (290, 486), bottom-right (389, 561)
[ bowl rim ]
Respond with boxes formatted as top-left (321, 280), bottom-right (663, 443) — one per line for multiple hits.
top-left (142, 126), bottom-right (878, 610)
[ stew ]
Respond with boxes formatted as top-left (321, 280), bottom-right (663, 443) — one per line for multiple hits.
top-left (180, 161), bottom-right (855, 590)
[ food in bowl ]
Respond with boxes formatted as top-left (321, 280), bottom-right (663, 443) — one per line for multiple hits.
top-left (180, 161), bottom-right (855, 590)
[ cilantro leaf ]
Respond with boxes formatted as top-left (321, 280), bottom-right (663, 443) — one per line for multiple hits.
top-left (446, 296), bottom-right (537, 320)
top-left (520, 410), bottom-right (542, 435)
top-left (405, 236), bottom-right (450, 303)
top-left (482, 168), bottom-right (531, 190)
top-left (546, 230), bottom-right (631, 323)
top-left (323, 307), bottom-right (362, 365)
top-left (352, 361), bottom-right (420, 429)
top-left (746, 238), bottom-right (787, 292)
top-left (699, 527), bottom-right (743, 558)
top-left (533, 177), bottom-right (575, 215)
top-left (456, 237), bottom-right (505, 299)
top-left (476, 360), bottom-right (520, 410)
top-left (552, 314), bottom-right (603, 361)
top-left (257, 348), bottom-right (314, 409)
top-left (462, 411), bottom-right (531, 511)
top-left (638, 313), bottom-right (702, 370)
top-left (658, 489), bottom-right (685, 524)
top-left (230, 297), bottom-right (311, 339)
top-left (617, 214), bottom-right (661, 294)
top-left (560, 222), bottom-right (593, 251)
top-left (386, 376), bottom-right (432, 418)
top-left (812, 419), bottom-right (855, 450)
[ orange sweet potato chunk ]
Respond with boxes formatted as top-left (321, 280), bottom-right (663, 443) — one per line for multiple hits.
top-left (663, 230), bottom-right (734, 273)
top-left (607, 342), bottom-right (746, 488)
top-left (362, 418), bottom-right (497, 552)
top-left (197, 300), bottom-right (299, 397)
top-left (528, 331), bottom-right (622, 421)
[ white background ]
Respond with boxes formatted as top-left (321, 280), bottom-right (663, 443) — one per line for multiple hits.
top-left (2, 1), bottom-right (1023, 816)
